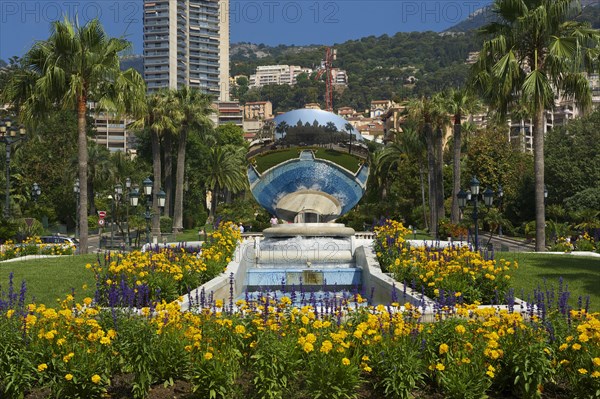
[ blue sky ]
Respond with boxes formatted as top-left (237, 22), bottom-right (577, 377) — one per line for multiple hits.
top-left (0, 0), bottom-right (494, 60)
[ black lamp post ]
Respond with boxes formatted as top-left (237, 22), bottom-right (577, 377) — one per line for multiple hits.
top-left (497, 184), bottom-right (504, 236)
top-left (108, 194), bottom-right (115, 247)
top-left (0, 118), bottom-right (27, 219)
top-left (73, 179), bottom-right (80, 240)
top-left (125, 178), bottom-right (131, 249)
top-left (31, 182), bottom-right (41, 203)
top-left (131, 177), bottom-right (165, 245)
top-left (457, 176), bottom-right (494, 251)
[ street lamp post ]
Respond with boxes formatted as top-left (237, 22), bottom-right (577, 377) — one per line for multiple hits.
top-left (0, 118), bottom-right (27, 219)
top-left (108, 194), bottom-right (114, 248)
top-left (457, 176), bottom-right (494, 251)
top-left (130, 178), bottom-right (166, 246)
top-left (142, 178), bottom-right (153, 245)
top-left (125, 178), bottom-right (131, 248)
top-left (73, 179), bottom-right (80, 240)
top-left (497, 184), bottom-right (504, 236)
top-left (113, 183), bottom-right (123, 248)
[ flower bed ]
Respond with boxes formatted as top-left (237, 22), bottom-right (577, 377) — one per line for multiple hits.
top-left (0, 236), bottom-right (76, 260)
top-left (374, 219), bottom-right (517, 303)
top-left (0, 285), bottom-right (598, 398)
top-left (88, 221), bottom-right (241, 307)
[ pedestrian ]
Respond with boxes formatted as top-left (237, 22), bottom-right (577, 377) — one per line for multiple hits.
top-left (270, 215), bottom-right (278, 226)
top-left (239, 222), bottom-right (245, 234)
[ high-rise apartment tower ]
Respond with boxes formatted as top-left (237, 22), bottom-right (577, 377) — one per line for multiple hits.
top-left (143, 0), bottom-right (229, 101)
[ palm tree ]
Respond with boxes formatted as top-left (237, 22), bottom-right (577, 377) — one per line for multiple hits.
top-left (172, 87), bottom-right (214, 233)
top-left (134, 90), bottom-right (180, 235)
top-left (407, 96), bottom-right (448, 237)
top-left (205, 146), bottom-right (247, 221)
top-left (3, 18), bottom-right (145, 253)
top-left (445, 88), bottom-right (481, 224)
top-left (375, 125), bottom-right (430, 229)
top-left (472, 0), bottom-right (600, 251)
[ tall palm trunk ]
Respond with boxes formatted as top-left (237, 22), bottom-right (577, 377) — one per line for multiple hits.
top-left (173, 129), bottom-right (187, 233)
top-left (209, 186), bottom-right (219, 221)
top-left (434, 127), bottom-right (445, 233)
top-left (425, 123), bottom-right (437, 237)
top-left (77, 96), bottom-right (89, 254)
top-left (533, 107), bottom-right (546, 251)
top-left (451, 118), bottom-right (462, 224)
top-left (163, 134), bottom-right (173, 217)
top-left (150, 130), bottom-right (162, 239)
top-left (419, 164), bottom-right (429, 230)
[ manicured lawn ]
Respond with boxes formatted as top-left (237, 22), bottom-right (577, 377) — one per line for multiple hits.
top-left (0, 254), bottom-right (98, 306)
top-left (3, 250), bottom-right (599, 312)
top-left (252, 147), bottom-right (362, 174)
top-left (252, 148), bottom-right (300, 172)
top-left (498, 251), bottom-right (600, 312)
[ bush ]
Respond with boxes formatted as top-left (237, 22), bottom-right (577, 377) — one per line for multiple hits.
top-left (160, 216), bottom-right (172, 234)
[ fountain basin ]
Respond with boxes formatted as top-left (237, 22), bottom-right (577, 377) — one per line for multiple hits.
top-left (246, 268), bottom-right (361, 290)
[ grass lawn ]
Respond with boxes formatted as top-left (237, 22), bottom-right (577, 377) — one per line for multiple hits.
top-left (498, 251), bottom-right (600, 312)
top-left (2, 250), bottom-right (599, 313)
top-left (252, 147), bottom-right (361, 174)
top-left (0, 254), bottom-right (98, 306)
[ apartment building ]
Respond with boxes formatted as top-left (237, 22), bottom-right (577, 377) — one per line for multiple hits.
top-left (214, 101), bottom-right (243, 127)
top-left (143, 0), bottom-right (229, 101)
top-left (243, 101), bottom-right (273, 121)
top-left (88, 103), bottom-right (136, 154)
top-left (249, 65), bottom-right (313, 88)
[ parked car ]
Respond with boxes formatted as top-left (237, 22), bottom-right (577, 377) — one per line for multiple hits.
top-left (40, 235), bottom-right (78, 246)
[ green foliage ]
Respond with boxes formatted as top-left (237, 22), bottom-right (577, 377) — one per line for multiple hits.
top-left (160, 216), bottom-right (173, 234)
top-left (231, 32), bottom-right (483, 110)
top-left (249, 332), bottom-right (302, 399)
top-left (546, 110), bottom-right (600, 207)
top-left (370, 336), bottom-right (426, 399)
top-left (215, 123), bottom-right (246, 147)
top-left (0, 219), bottom-right (18, 242)
top-left (564, 188), bottom-right (600, 213)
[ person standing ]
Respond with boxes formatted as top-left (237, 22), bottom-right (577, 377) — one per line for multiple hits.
top-left (239, 222), bottom-right (245, 233)
top-left (270, 216), bottom-right (278, 226)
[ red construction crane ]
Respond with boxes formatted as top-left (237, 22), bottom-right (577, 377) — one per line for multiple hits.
top-left (315, 47), bottom-right (336, 112)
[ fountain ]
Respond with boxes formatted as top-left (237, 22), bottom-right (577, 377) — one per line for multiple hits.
top-left (181, 109), bottom-right (430, 310)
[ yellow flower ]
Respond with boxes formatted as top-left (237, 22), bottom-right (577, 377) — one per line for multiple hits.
top-left (235, 325), bottom-right (246, 334)
top-left (204, 352), bottom-right (213, 360)
top-left (559, 343), bottom-right (568, 351)
top-left (435, 363), bottom-right (445, 371)
top-left (65, 374), bottom-right (73, 381)
top-left (439, 343), bottom-right (449, 355)
top-left (303, 342), bottom-right (314, 353)
top-left (578, 368), bottom-right (588, 375)
top-left (342, 358), bottom-right (351, 366)
top-left (572, 343), bottom-right (582, 351)
top-left (455, 325), bottom-right (466, 334)
top-left (37, 363), bottom-right (48, 372)
top-left (320, 340), bottom-right (333, 354)
top-left (91, 374), bottom-right (101, 384)
top-left (593, 357), bottom-right (600, 367)
top-left (592, 371), bottom-right (600, 378)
